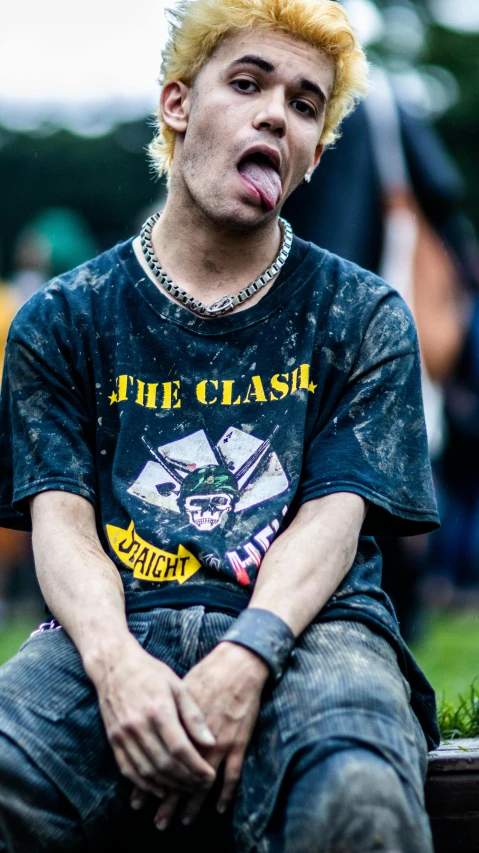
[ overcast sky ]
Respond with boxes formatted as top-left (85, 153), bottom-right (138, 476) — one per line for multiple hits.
top-left (1, 0), bottom-right (478, 132)
top-left (0, 0), bottom-right (173, 128)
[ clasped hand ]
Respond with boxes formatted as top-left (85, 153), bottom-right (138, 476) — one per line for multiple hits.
top-left (97, 638), bottom-right (269, 830)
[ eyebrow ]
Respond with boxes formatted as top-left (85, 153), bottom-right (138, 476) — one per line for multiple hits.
top-left (227, 55), bottom-right (327, 106)
top-left (298, 78), bottom-right (327, 106)
top-left (228, 55), bottom-right (275, 74)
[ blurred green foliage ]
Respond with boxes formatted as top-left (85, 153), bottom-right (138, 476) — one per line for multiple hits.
top-left (412, 611), bottom-right (479, 736)
top-left (0, 618), bottom-right (37, 666)
top-left (0, 121), bottom-right (160, 277)
top-left (1, 3), bottom-right (479, 276)
top-left (427, 25), bottom-right (479, 231)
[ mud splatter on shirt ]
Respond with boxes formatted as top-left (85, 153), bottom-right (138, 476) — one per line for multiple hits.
top-left (0, 235), bottom-right (440, 744)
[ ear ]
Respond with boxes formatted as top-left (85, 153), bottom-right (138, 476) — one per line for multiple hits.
top-left (305, 142), bottom-right (325, 183)
top-left (160, 81), bottom-right (191, 133)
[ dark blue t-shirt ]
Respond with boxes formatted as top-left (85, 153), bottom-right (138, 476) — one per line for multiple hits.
top-left (0, 234), bottom-right (440, 745)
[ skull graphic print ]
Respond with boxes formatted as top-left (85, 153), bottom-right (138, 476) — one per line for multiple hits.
top-left (184, 494), bottom-right (232, 530)
top-left (180, 466), bottom-right (239, 531)
top-left (128, 425), bottom-right (289, 532)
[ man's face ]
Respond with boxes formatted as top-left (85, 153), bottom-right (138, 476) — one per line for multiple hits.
top-left (164, 28), bottom-right (335, 230)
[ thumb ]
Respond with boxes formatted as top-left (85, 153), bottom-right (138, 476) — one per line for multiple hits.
top-left (177, 687), bottom-right (216, 748)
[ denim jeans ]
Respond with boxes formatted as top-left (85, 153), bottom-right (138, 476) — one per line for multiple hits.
top-left (0, 608), bottom-right (433, 852)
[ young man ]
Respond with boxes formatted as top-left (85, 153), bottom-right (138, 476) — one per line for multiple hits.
top-left (0, 0), bottom-right (440, 850)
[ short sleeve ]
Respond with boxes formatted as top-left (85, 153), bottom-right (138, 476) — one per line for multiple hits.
top-left (0, 299), bottom-right (97, 531)
top-left (298, 295), bottom-right (440, 536)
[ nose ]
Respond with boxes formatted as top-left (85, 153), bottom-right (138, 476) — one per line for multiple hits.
top-left (252, 88), bottom-right (287, 138)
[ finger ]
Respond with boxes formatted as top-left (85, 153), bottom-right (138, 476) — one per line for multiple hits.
top-left (115, 736), bottom-right (195, 794)
top-left (180, 749), bottom-right (225, 826)
top-left (176, 688), bottom-right (216, 748)
top-left (155, 719), bottom-right (217, 785)
top-left (179, 789), bottom-right (210, 826)
top-left (217, 749), bottom-right (245, 814)
top-left (113, 744), bottom-right (163, 796)
top-left (117, 707), bottom-right (215, 790)
top-left (130, 787), bottom-right (151, 810)
top-left (118, 735), bottom-right (166, 790)
top-left (154, 792), bottom-right (182, 831)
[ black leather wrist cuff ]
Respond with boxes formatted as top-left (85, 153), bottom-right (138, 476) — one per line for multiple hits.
top-left (221, 608), bottom-right (296, 684)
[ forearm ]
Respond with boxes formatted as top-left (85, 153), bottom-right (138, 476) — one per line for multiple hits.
top-left (248, 492), bottom-right (367, 636)
top-left (31, 490), bottom-right (217, 797)
top-left (31, 491), bottom-right (137, 684)
top-left (160, 493), bottom-right (367, 823)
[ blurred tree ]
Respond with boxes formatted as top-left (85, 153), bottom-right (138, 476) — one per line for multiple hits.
top-left (1, 0), bottom-right (479, 277)
top-left (0, 122), bottom-right (160, 277)
top-left (427, 25), bottom-right (479, 231)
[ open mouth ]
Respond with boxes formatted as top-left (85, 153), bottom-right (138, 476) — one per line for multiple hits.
top-left (237, 150), bottom-right (282, 211)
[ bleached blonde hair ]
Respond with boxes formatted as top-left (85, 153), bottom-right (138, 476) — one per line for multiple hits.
top-left (149, 0), bottom-right (369, 179)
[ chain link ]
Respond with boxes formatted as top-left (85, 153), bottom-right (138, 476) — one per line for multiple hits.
top-left (139, 212), bottom-right (293, 318)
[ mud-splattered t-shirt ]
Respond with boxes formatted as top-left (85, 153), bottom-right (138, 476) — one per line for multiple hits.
top-left (0, 235), bottom-right (440, 743)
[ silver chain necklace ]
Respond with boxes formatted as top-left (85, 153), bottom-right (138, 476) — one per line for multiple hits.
top-left (139, 212), bottom-right (293, 318)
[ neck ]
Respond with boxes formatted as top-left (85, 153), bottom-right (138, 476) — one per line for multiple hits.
top-left (149, 182), bottom-right (283, 304)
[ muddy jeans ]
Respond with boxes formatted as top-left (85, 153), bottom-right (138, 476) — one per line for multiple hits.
top-left (0, 608), bottom-right (433, 852)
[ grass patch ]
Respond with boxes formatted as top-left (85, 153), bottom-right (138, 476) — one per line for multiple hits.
top-left (412, 611), bottom-right (479, 701)
top-left (411, 610), bottom-right (479, 740)
top-left (0, 616), bottom-right (39, 665)
top-left (437, 681), bottom-right (479, 740)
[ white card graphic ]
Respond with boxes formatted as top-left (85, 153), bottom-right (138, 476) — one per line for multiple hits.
top-left (129, 425), bottom-right (289, 519)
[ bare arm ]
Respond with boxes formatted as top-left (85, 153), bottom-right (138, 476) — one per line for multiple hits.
top-left (30, 490), bottom-right (216, 795)
top-left (154, 491), bottom-right (367, 827)
top-left (31, 491), bottom-right (128, 668)
top-left (248, 491), bottom-right (367, 633)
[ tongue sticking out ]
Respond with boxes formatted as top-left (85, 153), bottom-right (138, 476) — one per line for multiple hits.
top-left (238, 158), bottom-right (282, 211)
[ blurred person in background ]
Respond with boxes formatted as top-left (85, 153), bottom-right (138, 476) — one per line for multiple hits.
top-left (11, 207), bottom-right (98, 304)
top-left (283, 20), bottom-right (478, 637)
top-left (0, 209), bottom-right (98, 627)
top-left (11, 225), bottom-right (51, 305)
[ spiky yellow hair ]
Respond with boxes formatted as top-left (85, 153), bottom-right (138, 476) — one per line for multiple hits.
top-left (149, 0), bottom-right (369, 178)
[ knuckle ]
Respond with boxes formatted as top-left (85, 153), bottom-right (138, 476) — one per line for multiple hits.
top-left (169, 741), bottom-right (188, 762)
top-left (128, 711), bottom-right (155, 739)
top-left (109, 728), bottom-right (123, 746)
top-left (143, 704), bottom-right (161, 725)
top-left (109, 726), bottom-right (126, 746)
top-left (122, 717), bottom-right (142, 736)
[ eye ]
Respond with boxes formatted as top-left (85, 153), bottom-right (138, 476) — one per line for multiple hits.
top-left (291, 99), bottom-right (316, 118)
top-left (231, 78), bottom-right (259, 94)
top-left (212, 496), bottom-right (229, 507)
